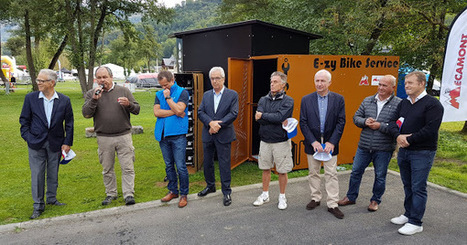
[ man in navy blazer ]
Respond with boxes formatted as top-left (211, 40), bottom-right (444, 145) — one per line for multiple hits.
top-left (197, 66), bottom-right (238, 206)
top-left (19, 69), bottom-right (74, 219)
top-left (300, 69), bottom-right (346, 219)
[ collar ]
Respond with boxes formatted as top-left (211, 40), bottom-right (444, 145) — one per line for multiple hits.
top-left (107, 82), bottom-right (116, 92)
top-left (38, 91), bottom-right (59, 100)
top-left (268, 91), bottom-right (285, 100)
top-left (213, 86), bottom-right (225, 95)
top-left (408, 90), bottom-right (427, 104)
top-left (170, 82), bottom-right (180, 93)
top-left (375, 94), bottom-right (391, 103)
top-left (318, 92), bottom-right (328, 99)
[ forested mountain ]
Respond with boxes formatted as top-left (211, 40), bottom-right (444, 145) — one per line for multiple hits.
top-left (142, 0), bottom-right (222, 58)
top-left (152, 0), bottom-right (222, 42)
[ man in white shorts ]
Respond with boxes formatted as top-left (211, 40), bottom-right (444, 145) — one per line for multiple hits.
top-left (253, 71), bottom-right (294, 210)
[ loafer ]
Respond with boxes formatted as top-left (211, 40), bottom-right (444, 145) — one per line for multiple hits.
top-left (337, 196), bottom-right (356, 206)
top-left (178, 195), bottom-right (188, 208)
top-left (328, 207), bottom-right (344, 219)
top-left (102, 196), bottom-right (117, 205)
top-left (368, 200), bottom-right (378, 212)
top-left (398, 223), bottom-right (423, 235)
top-left (306, 200), bottom-right (320, 210)
top-left (161, 192), bottom-right (179, 202)
top-left (198, 187), bottom-right (216, 197)
top-left (30, 209), bottom-right (43, 219)
top-left (125, 196), bottom-right (135, 205)
top-left (47, 200), bottom-right (66, 206)
top-left (223, 194), bottom-right (232, 206)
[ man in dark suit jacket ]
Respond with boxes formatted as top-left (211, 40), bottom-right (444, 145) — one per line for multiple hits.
top-left (300, 69), bottom-right (346, 219)
top-left (197, 66), bottom-right (238, 206)
top-left (19, 69), bottom-right (74, 219)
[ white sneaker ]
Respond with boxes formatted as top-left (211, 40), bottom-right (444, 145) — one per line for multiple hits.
top-left (391, 215), bottom-right (409, 225)
top-left (278, 196), bottom-right (287, 210)
top-left (253, 194), bottom-right (269, 206)
top-left (398, 223), bottom-right (423, 235)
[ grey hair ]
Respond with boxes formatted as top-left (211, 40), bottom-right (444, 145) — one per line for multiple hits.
top-left (95, 66), bottom-right (113, 77)
top-left (382, 75), bottom-right (397, 86)
top-left (39, 69), bottom-right (57, 82)
top-left (209, 66), bottom-right (225, 78)
top-left (315, 69), bottom-right (332, 82)
top-left (271, 71), bottom-right (287, 84)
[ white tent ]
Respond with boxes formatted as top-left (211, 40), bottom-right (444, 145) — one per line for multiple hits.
top-left (95, 63), bottom-right (126, 80)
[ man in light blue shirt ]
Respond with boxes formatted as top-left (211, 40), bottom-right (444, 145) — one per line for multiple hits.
top-left (300, 69), bottom-right (346, 219)
top-left (39, 91), bottom-right (59, 128)
top-left (20, 69), bottom-right (74, 219)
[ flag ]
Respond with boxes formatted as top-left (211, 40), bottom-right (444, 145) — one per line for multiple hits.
top-left (440, 6), bottom-right (467, 122)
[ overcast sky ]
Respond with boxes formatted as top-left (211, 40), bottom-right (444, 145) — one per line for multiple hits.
top-left (159, 0), bottom-right (186, 8)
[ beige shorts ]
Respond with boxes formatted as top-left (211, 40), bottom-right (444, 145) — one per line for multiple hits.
top-left (258, 140), bottom-right (293, 173)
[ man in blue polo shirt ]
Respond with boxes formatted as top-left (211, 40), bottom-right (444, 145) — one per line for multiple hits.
top-left (154, 70), bottom-right (190, 208)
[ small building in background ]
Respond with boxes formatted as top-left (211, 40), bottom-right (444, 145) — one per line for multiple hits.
top-left (171, 19), bottom-right (322, 91)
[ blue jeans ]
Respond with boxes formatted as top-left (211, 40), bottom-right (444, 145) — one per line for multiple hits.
top-left (159, 135), bottom-right (189, 195)
top-left (346, 147), bottom-right (392, 203)
top-left (398, 148), bottom-right (436, 226)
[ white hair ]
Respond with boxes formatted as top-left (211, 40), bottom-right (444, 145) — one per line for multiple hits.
top-left (315, 69), bottom-right (331, 81)
top-left (209, 67), bottom-right (225, 78)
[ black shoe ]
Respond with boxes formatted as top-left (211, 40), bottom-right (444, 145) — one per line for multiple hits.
top-left (125, 196), bottom-right (135, 205)
top-left (328, 207), bottom-right (344, 219)
top-left (223, 194), bottom-right (232, 206)
top-left (198, 187), bottom-right (216, 197)
top-left (306, 200), bottom-right (320, 210)
top-left (47, 200), bottom-right (66, 206)
top-left (30, 209), bottom-right (43, 219)
top-left (102, 196), bottom-right (117, 205)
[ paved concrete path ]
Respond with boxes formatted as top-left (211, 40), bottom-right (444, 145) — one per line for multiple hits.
top-left (1, 169), bottom-right (466, 244)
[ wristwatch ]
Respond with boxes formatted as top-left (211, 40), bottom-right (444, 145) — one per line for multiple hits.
top-left (165, 96), bottom-right (171, 100)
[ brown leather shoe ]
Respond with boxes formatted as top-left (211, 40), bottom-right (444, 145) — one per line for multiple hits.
top-left (328, 207), bottom-right (344, 219)
top-left (178, 195), bottom-right (187, 208)
top-left (306, 200), bottom-right (320, 210)
top-left (368, 200), bottom-right (378, 212)
top-left (161, 192), bottom-right (179, 202)
top-left (337, 196), bottom-right (356, 206)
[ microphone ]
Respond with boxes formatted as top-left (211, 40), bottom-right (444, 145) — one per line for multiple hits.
top-left (95, 84), bottom-right (104, 95)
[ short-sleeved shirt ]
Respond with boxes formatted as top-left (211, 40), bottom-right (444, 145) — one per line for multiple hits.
top-left (154, 89), bottom-right (190, 106)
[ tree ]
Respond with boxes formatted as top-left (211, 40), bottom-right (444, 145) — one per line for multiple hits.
top-left (137, 25), bottom-right (162, 73)
top-left (1, 0), bottom-right (174, 94)
top-left (219, 0), bottom-right (465, 88)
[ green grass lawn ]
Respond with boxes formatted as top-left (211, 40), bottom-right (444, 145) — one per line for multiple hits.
top-left (0, 82), bottom-right (465, 225)
top-left (388, 121), bottom-right (467, 192)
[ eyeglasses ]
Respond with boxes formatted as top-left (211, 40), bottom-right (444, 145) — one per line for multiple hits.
top-left (36, 79), bottom-right (52, 83)
top-left (210, 77), bottom-right (223, 81)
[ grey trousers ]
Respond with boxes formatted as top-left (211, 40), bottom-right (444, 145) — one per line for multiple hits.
top-left (28, 141), bottom-right (61, 211)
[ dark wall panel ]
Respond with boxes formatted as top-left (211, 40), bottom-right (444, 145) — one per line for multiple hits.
top-left (251, 25), bottom-right (310, 56)
top-left (182, 26), bottom-right (253, 91)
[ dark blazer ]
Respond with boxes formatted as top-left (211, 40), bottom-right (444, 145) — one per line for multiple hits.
top-left (299, 91), bottom-right (345, 155)
top-left (198, 88), bottom-right (238, 144)
top-left (20, 91), bottom-right (74, 152)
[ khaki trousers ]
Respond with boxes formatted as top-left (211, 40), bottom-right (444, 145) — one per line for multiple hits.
top-left (306, 154), bottom-right (339, 208)
top-left (97, 133), bottom-right (135, 198)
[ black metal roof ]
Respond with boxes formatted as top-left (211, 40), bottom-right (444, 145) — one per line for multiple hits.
top-left (170, 19), bottom-right (322, 40)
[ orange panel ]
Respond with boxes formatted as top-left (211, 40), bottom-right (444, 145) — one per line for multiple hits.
top-left (265, 55), bottom-right (400, 170)
top-left (228, 58), bottom-right (253, 169)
